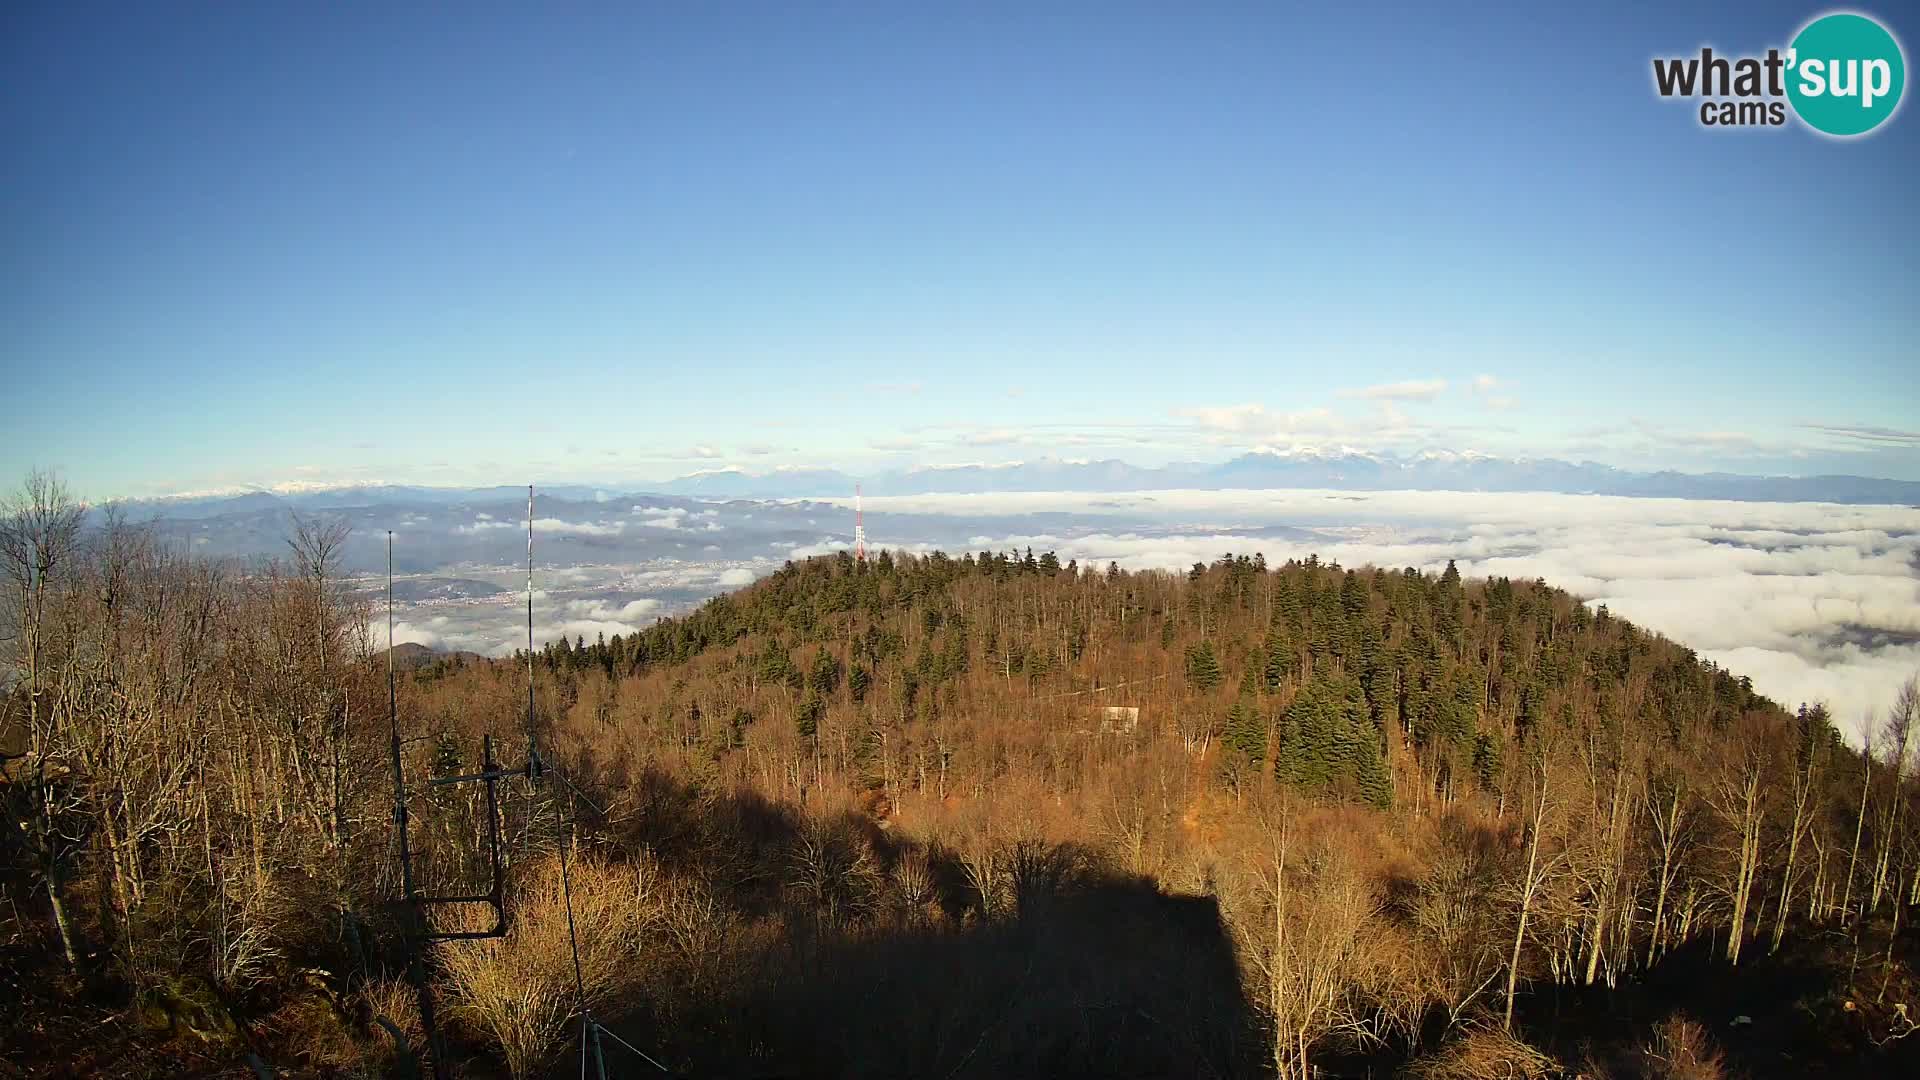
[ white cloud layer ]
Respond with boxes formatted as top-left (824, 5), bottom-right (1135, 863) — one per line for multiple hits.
top-left (531, 517), bottom-right (626, 537)
top-left (1338, 378), bottom-right (1449, 402)
top-left (566, 597), bottom-right (662, 622)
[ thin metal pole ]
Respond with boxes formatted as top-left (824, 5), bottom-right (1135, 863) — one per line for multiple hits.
top-left (579, 1014), bottom-right (591, 1080)
top-left (556, 799), bottom-right (589, 1008)
top-left (527, 484), bottom-right (540, 776)
top-left (482, 734), bottom-right (505, 922)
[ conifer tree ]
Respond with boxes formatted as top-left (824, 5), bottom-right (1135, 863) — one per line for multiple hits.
top-left (796, 692), bottom-right (824, 740)
top-left (1352, 724), bottom-right (1393, 809)
top-left (1225, 669), bottom-right (1267, 764)
top-left (1273, 714), bottom-right (1306, 787)
top-left (1185, 640), bottom-right (1223, 693)
top-left (810, 650), bottom-right (843, 696)
top-left (1027, 641), bottom-right (1054, 682)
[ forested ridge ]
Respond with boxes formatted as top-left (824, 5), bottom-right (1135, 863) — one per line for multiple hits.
top-left (4, 471), bottom-right (1918, 1079)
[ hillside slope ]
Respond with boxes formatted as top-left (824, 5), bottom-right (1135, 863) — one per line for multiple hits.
top-left (414, 549), bottom-right (1915, 1077)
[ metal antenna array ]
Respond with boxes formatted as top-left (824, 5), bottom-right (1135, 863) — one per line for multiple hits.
top-left (385, 508), bottom-right (539, 1077)
top-left (385, 488), bottom-right (674, 1078)
top-left (854, 483), bottom-right (867, 562)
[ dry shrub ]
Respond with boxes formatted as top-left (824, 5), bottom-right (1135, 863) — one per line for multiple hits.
top-left (249, 973), bottom-right (416, 1075)
top-left (1405, 1024), bottom-right (1561, 1080)
top-left (1217, 796), bottom-right (1426, 1078)
top-left (891, 845), bottom-right (937, 913)
top-left (932, 775), bottom-right (1080, 921)
top-left (1412, 813), bottom-right (1510, 1027)
top-left (785, 814), bottom-right (882, 928)
top-left (257, 992), bottom-right (364, 1072)
top-left (1642, 1013), bottom-right (1728, 1080)
top-left (651, 871), bottom-right (735, 995)
top-left (436, 849), bottom-right (653, 1078)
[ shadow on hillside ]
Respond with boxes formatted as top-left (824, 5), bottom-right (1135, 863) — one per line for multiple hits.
top-left (664, 885), bottom-right (1258, 1080)
top-left (1510, 918), bottom-right (1920, 1080)
top-left (561, 766), bottom-right (1263, 1080)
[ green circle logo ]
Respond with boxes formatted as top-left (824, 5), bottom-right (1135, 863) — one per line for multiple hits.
top-left (1787, 12), bottom-right (1906, 136)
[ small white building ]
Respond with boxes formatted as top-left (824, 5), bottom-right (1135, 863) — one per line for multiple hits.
top-left (1098, 705), bottom-right (1140, 735)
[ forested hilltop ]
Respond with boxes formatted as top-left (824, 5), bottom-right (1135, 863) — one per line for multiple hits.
top-left (4, 472), bottom-right (1917, 1079)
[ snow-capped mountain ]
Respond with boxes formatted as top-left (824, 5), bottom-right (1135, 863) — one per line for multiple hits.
top-left (652, 450), bottom-right (1920, 503)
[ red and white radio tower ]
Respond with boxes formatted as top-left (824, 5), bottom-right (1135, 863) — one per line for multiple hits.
top-left (854, 484), bottom-right (867, 562)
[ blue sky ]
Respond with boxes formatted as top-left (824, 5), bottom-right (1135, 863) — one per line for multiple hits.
top-left (3, 1), bottom-right (1916, 497)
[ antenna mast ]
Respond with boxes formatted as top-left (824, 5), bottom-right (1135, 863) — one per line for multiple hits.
top-left (854, 483), bottom-right (867, 563)
top-left (526, 484), bottom-right (542, 778)
top-left (383, 513), bottom-right (539, 1077)
top-left (382, 487), bottom-right (672, 1078)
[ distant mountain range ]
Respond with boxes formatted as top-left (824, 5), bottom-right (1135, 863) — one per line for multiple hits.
top-left (658, 450), bottom-right (1920, 504)
top-left (119, 450), bottom-right (1919, 516)
top-left (121, 483), bottom-right (612, 520)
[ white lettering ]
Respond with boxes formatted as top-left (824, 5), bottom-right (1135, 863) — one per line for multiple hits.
top-left (1800, 57), bottom-right (1827, 96)
top-left (1863, 59), bottom-right (1891, 108)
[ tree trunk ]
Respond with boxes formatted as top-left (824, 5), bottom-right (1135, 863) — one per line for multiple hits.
top-left (1505, 778), bottom-right (1550, 1031)
top-left (1727, 773), bottom-right (1760, 965)
top-left (1647, 787), bottom-right (1684, 967)
top-left (1773, 755), bottom-right (1816, 952)
top-left (1843, 756), bottom-right (1870, 921)
top-left (47, 871), bottom-right (79, 969)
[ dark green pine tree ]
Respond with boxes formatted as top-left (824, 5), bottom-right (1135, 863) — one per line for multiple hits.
top-left (1026, 641), bottom-right (1054, 682)
top-left (1350, 723), bottom-right (1393, 809)
top-left (1262, 603), bottom-right (1295, 691)
top-left (1470, 731), bottom-right (1501, 791)
top-left (795, 692), bottom-right (824, 740)
top-left (1327, 669), bottom-right (1368, 763)
top-left (943, 628), bottom-right (971, 677)
top-left (758, 640), bottom-right (799, 689)
top-left (1225, 669), bottom-right (1267, 764)
top-left (1273, 714), bottom-right (1306, 787)
top-left (1359, 661), bottom-right (1390, 730)
top-left (809, 650), bottom-right (843, 697)
top-left (1795, 701), bottom-right (1838, 764)
top-left (848, 664), bottom-right (872, 704)
top-left (1282, 673), bottom-right (1343, 791)
top-left (1282, 668), bottom-right (1384, 800)
top-left (1185, 640), bottom-right (1224, 693)
top-left (1435, 559), bottom-right (1464, 645)
top-left (1276, 573), bottom-right (1306, 633)
top-left (1262, 631), bottom-right (1292, 692)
